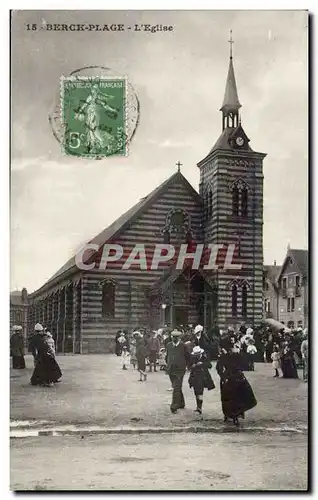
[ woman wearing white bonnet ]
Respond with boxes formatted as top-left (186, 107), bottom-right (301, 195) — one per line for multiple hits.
top-left (30, 323), bottom-right (62, 387)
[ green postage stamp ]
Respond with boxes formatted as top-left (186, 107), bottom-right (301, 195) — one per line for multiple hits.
top-left (60, 76), bottom-right (127, 158)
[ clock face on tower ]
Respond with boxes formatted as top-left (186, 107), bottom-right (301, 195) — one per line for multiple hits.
top-left (236, 137), bottom-right (244, 146)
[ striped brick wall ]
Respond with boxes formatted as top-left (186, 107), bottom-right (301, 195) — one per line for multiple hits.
top-left (199, 150), bottom-right (265, 330)
top-left (80, 178), bottom-right (203, 352)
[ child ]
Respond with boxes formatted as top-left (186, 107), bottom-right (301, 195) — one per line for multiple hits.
top-left (130, 339), bottom-right (137, 370)
top-left (44, 331), bottom-right (55, 357)
top-left (271, 345), bottom-right (281, 377)
top-left (246, 339), bottom-right (257, 371)
top-left (158, 347), bottom-right (167, 371)
top-left (188, 346), bottom-right (215, 415)
top-left (118, 333), bottom-right (130, 370)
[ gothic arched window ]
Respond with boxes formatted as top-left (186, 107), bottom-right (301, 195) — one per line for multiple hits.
top-left (242, 284), bottom-right (247, 318)
top-left (204, 192), bottom-right (209, 219)
top-left (208, 190), bottom-right (213, 218)
top-left (102, 281), bottom-right (115, 318)
top-left (241, 188), bottom-right (248, 217)
top-left (185, 231), bottom-right (192, 245)
top-left (231, 284), bottom-right (238, 317)
top-left (232, 187), bottom-right (239, 216)
top-left (163, 231), bottom-right (170, 244)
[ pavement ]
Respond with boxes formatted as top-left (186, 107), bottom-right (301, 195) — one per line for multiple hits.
top-left (10, 354), bottom-right (308, 491)
top-left (10, 354), bottom-right (308, 430)
top-left (10, 433), bottom-right (308, 491)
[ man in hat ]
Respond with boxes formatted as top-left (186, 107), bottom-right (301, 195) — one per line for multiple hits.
top-left (166, 329), bottom-right (190, 413)
top-left (191, 324), bottom-right (212, 360)
top-left (10, 325), bottom-right (25, 369)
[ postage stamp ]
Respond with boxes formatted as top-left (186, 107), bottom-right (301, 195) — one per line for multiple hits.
top-left (60, 75), bottom-right (127, 158)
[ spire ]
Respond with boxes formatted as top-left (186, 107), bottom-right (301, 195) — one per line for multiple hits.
top-left (220, 31), bottom-right (241, 129)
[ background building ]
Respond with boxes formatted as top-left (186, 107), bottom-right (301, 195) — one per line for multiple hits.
top-left (10, 288), bottom-right (29, 340)
top-left (263, 261), bottom-right (281, 320)
top-left (263, 248), bottom-right (308, 328)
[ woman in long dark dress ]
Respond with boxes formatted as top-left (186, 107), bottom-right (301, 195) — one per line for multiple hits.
top-left (30, 323), bottom-right (62, 387)
top-left (216, 336), bottom-right (257, 426)
top-left (134, 331), bottom-right (148, 382)
top-left (10, 326), bottom-right (26, 369)
top-left (280, 342), bottom-right (298, 379)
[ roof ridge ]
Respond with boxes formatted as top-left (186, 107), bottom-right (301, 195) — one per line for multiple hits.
top-left (30, 171), bottom-right (200, 296)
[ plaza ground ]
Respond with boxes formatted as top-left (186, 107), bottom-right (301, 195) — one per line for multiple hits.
top-left (10, 354), bottom-right (308, 491)
top-left (10, 354), bottom-right (308, 428)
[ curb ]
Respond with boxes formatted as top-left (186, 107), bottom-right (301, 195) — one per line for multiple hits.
top-left (10, 424), bottom-right (307, 438)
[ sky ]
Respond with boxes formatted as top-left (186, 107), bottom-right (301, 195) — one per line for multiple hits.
top-left (10, 10), bottom-right (308, 293)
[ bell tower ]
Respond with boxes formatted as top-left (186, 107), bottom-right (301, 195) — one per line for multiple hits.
top-left (198, 32), bottom-right (267, 331)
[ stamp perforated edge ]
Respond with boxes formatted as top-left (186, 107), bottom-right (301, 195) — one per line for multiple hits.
top-left (59, 74), bottom-right (129, 160)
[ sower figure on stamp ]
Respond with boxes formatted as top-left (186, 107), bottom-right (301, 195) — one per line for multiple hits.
top-left (74, 84), bottom-right (118, 155)
top-left (166, 329), bottom-right (190, 414)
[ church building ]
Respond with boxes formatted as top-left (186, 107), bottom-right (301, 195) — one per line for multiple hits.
top-left (28, 41), bottom-right (266, 353)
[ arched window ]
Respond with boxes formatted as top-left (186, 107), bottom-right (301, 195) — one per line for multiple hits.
top-left (232, 187), bottom-right (239, 216)
top-left (242, 284), bottom-right (247, 318)
top-left (204, 192), bottom-right (209, 219)
top-left (163, 231), bottom-right (170, 244)
top-left (231, 284), bottom-right (237, 317)
top-left (185, 231), bottom-right (192, 245)
top-left (208, 190), bottom-right (213, 217)
top-left (102, 281), bottom-right (115, 318)
top-left (241, 188), bottom-right (248, 217)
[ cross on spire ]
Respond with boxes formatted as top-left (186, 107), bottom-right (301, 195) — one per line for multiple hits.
top-left (176, 161), bottom-right (182, 172)
top-left (228, 29), bottom-right (234, 59)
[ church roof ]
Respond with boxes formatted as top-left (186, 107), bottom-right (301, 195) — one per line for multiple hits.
top-left (207, 126), bottom-right (254, 156)
top-left (32, 171), bottom-right (201, 295)
top-left (220, 57), bottom-right (242, 112)
top-left (210, 127), bottom-right (235, 152)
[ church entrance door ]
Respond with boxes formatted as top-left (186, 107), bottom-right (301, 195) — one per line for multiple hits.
top-left (174, 306), bottom-right (189, 328)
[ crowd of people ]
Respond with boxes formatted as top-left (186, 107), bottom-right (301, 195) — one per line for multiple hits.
top-left (10, 323), bottom-right (62, 387)
top-left (10, 319), bottom-right (308, 424)
top-left (113, 322), bottom-right (308, 425)
top-left (114, 324), bottom-right (258, 425)
top-left (252, 325), bottom-right (308, 381)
